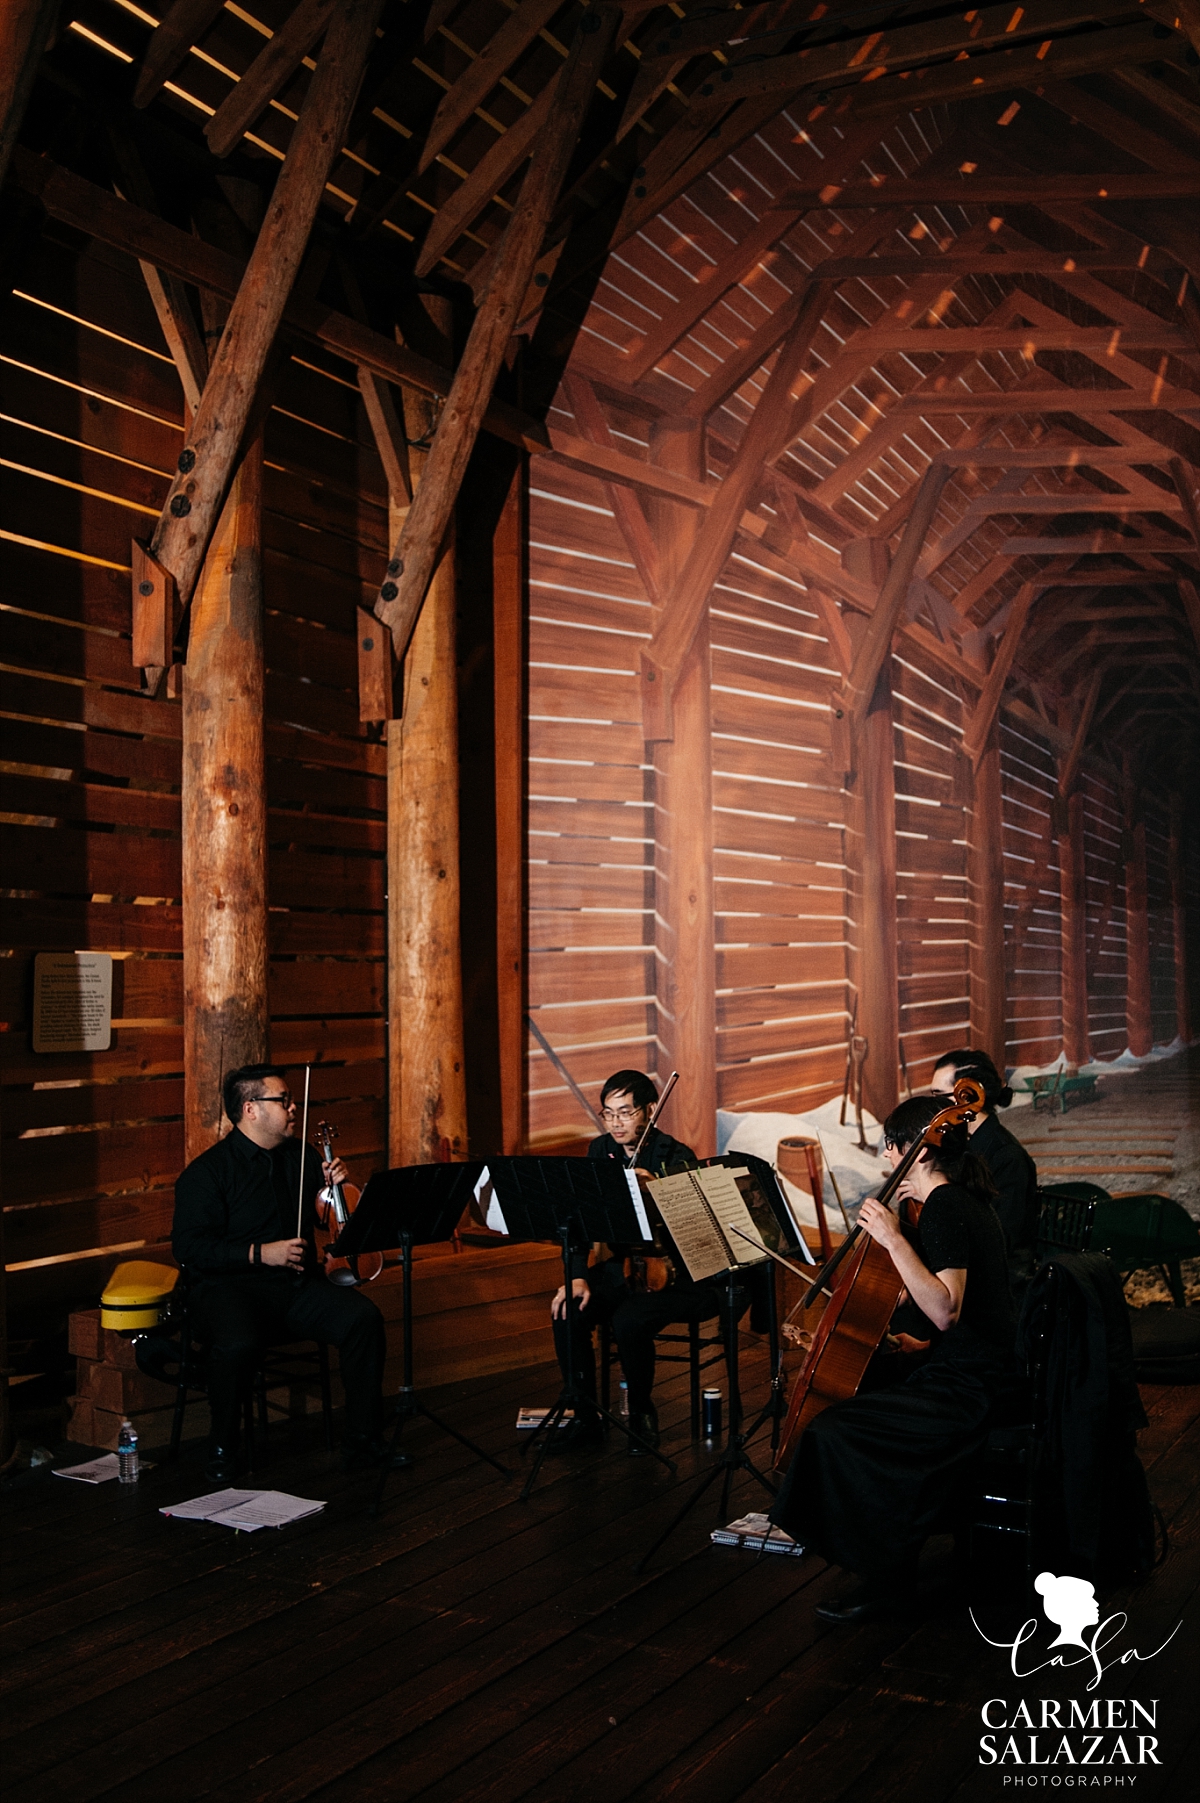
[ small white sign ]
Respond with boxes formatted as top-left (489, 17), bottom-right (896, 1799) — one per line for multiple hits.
top-left (33, 952), bottom-right (113, 1053)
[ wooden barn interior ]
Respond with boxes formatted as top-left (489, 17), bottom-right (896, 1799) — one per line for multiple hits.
top-left (2, 3), bottom-right (1200, 1799)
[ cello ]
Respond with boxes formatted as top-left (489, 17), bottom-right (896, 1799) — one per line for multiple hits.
top-left (772, 1076), bottom-right (986, 1471)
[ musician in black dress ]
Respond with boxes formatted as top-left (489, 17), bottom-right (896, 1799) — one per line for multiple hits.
top-left (932, 1048), bottom-right (1038, 1292)
top-left (762, 1096), bottom-right (1020, 1622)
top-left (549, 1069), bottom-right (718, 1452)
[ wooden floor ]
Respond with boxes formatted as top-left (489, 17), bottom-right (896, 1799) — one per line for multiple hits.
top-left (2, 1326), bottom-right (1197, 1803)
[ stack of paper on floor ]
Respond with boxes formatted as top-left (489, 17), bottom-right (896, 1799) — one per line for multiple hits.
top-left (160, 1489), bottom-right (325, 1531)
top-left (711, 1513), bottom-right (805, 1557)
top-left (53, 1453), bottom-right (122, 1484)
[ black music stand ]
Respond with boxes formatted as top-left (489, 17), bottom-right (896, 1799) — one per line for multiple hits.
top-left (485, 1157), bottom-right (678, 1500)
top-left (329, 1161), bottom-right (512, 1515)
top-left (634, 1153), bottom-right (806, 1572)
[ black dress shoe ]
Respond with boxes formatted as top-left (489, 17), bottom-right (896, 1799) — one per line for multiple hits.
top-left (627, 1407), bottom-right (660, 1455)
top-left (342, 1434), bottom-right (414, 1473)
top-left (815, 1579), bottom-right (910, 1625)
top-left (204, 1445), bottom-right (237, 1484)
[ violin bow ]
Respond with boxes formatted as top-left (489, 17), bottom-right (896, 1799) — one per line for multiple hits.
top-left (628, 1071), bottom-right (679, 1169)
top-left (295, 1064), bottom-right (311, 1239)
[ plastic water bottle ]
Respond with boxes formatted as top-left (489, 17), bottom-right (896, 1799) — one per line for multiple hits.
top-left (618, 1380), bottom-right (629, 1417)
top-left (117, 1418), bottom-right (139, 1485)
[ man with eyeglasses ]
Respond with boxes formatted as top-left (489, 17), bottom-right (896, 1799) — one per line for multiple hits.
top-left (172, 1063), bottom-right (403, 1483)
top-left (549, 1068), bottom-right (718, 1454)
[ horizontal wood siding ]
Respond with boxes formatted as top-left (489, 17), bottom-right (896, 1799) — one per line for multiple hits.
top-left (1080, 768), bottom-right (1127, 1063)
top-left (1000, 719), bottom-right (1062, 1070)
top-left (1, 227), bottom-right (390, 1332)
top-left (893, 654), bottom-right (970, 1090)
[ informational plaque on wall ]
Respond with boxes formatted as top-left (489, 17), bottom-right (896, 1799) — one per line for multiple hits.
top-left (33, 953), bottom-right (113, 1053)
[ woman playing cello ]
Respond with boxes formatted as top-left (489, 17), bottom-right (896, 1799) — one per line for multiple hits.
top-left (755, 1094), bottom-right (1021, 1623)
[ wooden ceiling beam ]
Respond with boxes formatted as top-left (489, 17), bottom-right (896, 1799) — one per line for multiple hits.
top-left (133, 0), bottom-right (225, 109)
top-left (206, 0), bottom-right (337, 161)
top-left (839, 460), bottom-right (952, 722)
top-left (771, 172), bottom-right (1200, 212)
top-left (958, 491), bottom-right (1185, 516)
top-left (419, 0), bottom-right (567, 175)
top-left (931, 418), bottom-right (1194, 451)
top-left (1000, 532), bottom-right (1196, 557)
top-left (375, 6), bottom-right (620, 663)
top-left (640, 281), bottom-right (832, 736)
top-left (810, 245), bottom-right (1184, 283)
top-left (845, 19), bottom-right (1168, 123)
top-left (1035, 80), bottom-right (1200, 174)
top-left (694, 0), bottom-right (1141, 110)
top-left (678, 205), bottom-right (910, 420)
top-left (147, 0), bottom-right (386, 615)
top-left (562, 373), bottom-right (662, 604)
top-left (0, 0), bottom-right (58, 192)
top-left (624, 114), bottom-right (905, 384)
top-left (11, 149), bottom-right (547, 452)
top-left (890, 388), bottom-right (1200, 414)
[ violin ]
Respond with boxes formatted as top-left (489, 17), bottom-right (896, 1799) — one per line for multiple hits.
top-left (772, 1076), bottom-right (986, 1470)
top-left (622, 1073), bottom-right (679, 1293)
top-left (315, 1120), bottom-right (383, 1288)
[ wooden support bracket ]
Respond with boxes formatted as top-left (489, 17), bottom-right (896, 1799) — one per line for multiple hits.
top-left (357, 606), bottom-right (395, 723)
top-left (131, 538), bottom-right (177, 691)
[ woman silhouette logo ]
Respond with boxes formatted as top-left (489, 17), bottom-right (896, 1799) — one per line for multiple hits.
top-left (1034, 1572), bottom-right (1101, 1648)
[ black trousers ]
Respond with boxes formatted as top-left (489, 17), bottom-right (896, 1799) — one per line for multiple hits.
top-left (189, 1271), bottom-right (387, 1448)
top-left (551, 1258), bottom-right (722, 1414)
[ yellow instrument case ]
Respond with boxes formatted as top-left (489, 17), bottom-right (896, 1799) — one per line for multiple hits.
top-left (100, 1260), bottom-right (179, 1331)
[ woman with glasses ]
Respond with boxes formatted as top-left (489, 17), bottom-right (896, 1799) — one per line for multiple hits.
top-left (741, 1094), bottom-right (1019, 1623)
top-left (549, 1068), bottom-right (718, 1454)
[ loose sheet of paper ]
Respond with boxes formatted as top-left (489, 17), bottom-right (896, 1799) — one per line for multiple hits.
top-left (209, 1492), bottom-right (325, 1531)
top-left (474, 1164), bottom-right (509, 1234)
top-left (646, 1172), bottom-right (730, 1283)
top-left (53, 1453), bottom-right (121, 1484)
top-left (161, 1488), bottom-right (262, 1521)
top-left (624, 1168), bottom-right (653, 1241)
top-left (697, 1166), bottom-right (767, 1266)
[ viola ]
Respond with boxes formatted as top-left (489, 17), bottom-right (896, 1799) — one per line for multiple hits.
top-left (315, 1120), bottom-right (383, 1287)
top-left (772, 1076), bottom-right (986, 1471)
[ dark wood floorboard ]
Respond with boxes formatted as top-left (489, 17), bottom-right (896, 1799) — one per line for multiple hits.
top-left (3, 1337), bottom-right (1197, 1803)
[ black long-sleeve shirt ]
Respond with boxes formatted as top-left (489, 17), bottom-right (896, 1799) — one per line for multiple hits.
top-left (970, 1111), bottom-right (1039, 1285)
top-left (172, 1128), bottom-right (324, 1279)
top-left (570, 1125), bottom-right (699, 1282)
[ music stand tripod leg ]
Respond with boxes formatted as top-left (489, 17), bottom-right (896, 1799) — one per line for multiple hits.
top-left (373, 1231), bottom-right (512, 1518)
top-left (635, 1271), bottom-right (775, 1573)
top-left (519, 1227), bottom-right (676, 1502)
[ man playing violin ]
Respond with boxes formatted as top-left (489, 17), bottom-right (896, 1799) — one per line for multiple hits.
top-left (172, 1063), bottom-right (404, 1483)
top-left (748, 1094), bottom-right (1020, 1621)
top-left (549, 1069), bottom-right (719, 1454)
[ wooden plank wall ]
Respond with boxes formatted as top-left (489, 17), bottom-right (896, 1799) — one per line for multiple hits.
top-left (1, 222), bottom-right (388, 1338)
top-left (1144, 798), bottom-right (1177, 1047)
top-left (1081, 766), bottom-right (1128, 1063)
top-left (1000, 718), bottom-right (1062, 1069)
top-left (893, 653), bottom-right (970, 1089)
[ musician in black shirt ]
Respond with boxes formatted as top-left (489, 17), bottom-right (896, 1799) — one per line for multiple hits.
top-left (172, 1064), bottom-right (400, 1483)
top-left (548, 1069), bottom-right (718, 1452)
top-left (932, 1047), bottom-right (1038, 1292)
top-left (761, 1095), bottom-right (1019, 1622)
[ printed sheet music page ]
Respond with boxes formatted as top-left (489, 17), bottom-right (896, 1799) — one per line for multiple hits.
top-left (646, 1172), bottom-right (730, 1282)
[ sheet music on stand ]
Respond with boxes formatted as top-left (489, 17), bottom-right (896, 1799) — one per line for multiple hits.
top-left (644, 1166), bottom-right (769, 1283)
top-left (475, 1156), bottom-right (656, 1250)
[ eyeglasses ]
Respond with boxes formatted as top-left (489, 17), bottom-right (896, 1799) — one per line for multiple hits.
top-left (247, 1092), bottom-right (293, 1108)
top-left (601, 1105), bottom-right (644, 1123)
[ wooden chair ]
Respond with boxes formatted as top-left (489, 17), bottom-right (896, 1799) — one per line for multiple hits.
top-left (138, 1288), bottom-right (335, 1466)
top-left (597, 1316), bottom-right (725, 1438)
